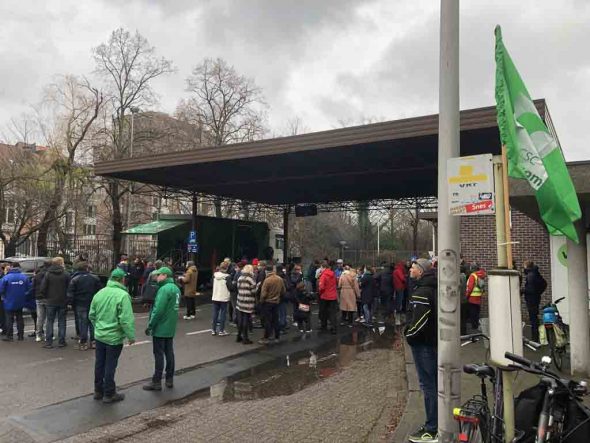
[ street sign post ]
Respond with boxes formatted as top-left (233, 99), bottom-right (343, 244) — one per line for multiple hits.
top-left (448, 154), bottom-right (495, 216)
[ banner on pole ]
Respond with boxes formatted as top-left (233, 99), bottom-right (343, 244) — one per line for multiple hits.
top-left (448, 154), bottom-right (495, 216)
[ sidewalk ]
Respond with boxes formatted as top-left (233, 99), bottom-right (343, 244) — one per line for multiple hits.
top-left (61, 327), bottom-right (408, 443)
top-left (390, 340), bottom-right (586, 442)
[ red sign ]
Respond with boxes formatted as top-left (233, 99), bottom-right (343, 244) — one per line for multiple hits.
top-left (464, 200), bottom-right (494, 214)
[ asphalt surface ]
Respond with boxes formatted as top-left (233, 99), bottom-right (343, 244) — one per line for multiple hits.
top-left (0, 302), bottom-right (267, 418)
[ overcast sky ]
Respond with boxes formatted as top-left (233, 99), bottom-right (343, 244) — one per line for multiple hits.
top-left (1, 0), bottom-right (588, 160)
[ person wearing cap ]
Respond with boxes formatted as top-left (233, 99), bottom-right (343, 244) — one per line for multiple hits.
top-left (404, 258), bottom-right (438, 443)
top-left (67, 261), bottom-right (103, 350)
top-left (143, 266), bottom-right (180, 391)
top-left (89, 268), bottom-right (136, 404)
top-left (334, 259), bottom-right (344, 280)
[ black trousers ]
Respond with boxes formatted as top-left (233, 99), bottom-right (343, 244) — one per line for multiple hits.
top-left (152, 337), bottom-right (175, 382)
top-left (342, 311), bottom-right (354, 325)
top-left (468, 303), bottom-right (481, 330)
top-left (185, 297), bottom-right (196, 316)
top-left (526, 301), bottom-right (540, 342)
top-left (94, 340), bottom-right (123, 397)
top-left (237, 311), bottom-right (251, 340)
top-left (128, 277), bottom-right (139, 298)
top-left (295, 311), bottom-right (311, 331)
top-left (319, 299), bottom-right (338, 330)
top-left (261, 303), bottom-right (280, 339)
top-left (5, 309), bottom-right (24, 338)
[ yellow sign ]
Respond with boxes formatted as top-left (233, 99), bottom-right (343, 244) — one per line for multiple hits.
top-left (449, 165), bottom-right (489, 184)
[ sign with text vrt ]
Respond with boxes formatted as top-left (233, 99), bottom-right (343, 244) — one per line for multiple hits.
top-left (448, 154), bottom-right (495, 216)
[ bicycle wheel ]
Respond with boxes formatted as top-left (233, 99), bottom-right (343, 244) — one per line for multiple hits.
top-left (546, 328), bottom-right (563, 371)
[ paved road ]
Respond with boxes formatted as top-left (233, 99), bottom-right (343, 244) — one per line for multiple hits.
top-left (0, 303), bottom-right (271, 417)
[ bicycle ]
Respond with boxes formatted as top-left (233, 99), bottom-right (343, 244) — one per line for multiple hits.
top-left (504, 351), bottom-right (589, 442)
top-left (453, 333), bottom-right (541, 442)
top-left (541, 297), bottom-right (569, 371)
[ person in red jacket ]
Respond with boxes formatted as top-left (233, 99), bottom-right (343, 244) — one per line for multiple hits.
top-left (393, 261), bottom-right (408, 326)
top-left (318, 260), bottom-right (338, 334)
top-left (465, 263), bottom-right (487, 331)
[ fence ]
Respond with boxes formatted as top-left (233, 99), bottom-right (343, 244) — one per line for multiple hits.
top-left (341, 249), bottom-right (431, 267)
top-left (5, 236), bottom-right (157, 275)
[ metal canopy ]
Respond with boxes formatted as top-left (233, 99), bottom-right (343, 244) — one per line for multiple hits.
top-left (95, 100), bottom-right (549, 206)
top-left (122, 219), bottom-right (187, 235)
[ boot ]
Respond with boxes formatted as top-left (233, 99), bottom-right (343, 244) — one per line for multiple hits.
top-left (142, 381), bottom-right (162, 391)
top-left (165, 379), bottom-right (174, 389)
top-left (103, 393), bottom-right (125, 403)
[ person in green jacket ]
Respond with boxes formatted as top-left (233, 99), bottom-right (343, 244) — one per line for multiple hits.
top-left (143, 266), bottom-right (180, 391)
top-left (89, 268), bottom-right (136, 404)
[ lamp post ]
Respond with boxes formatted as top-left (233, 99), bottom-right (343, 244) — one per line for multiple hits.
top-left (339, 240), bottom-right (347, 260)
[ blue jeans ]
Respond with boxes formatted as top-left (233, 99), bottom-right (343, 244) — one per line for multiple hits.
top-left (394, 290), bottom-right (406, 313)
top-left (363, 303), bottom-right (373, 324)
top-left (76, 305), bottom-right (94, 344)
top-left (94, 340), bottom-right (123, 397)
top-left (410, 344), bottom-right (438, 433)
top-left (45, 305), bottom-right (66, 345)
top-left (211, 301), bottom-right (228, 333)
top-left (278, 301), bottom-right (288, 330)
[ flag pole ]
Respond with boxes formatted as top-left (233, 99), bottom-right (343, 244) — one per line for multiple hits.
top-left (501, 145), bottom-right (513, 268)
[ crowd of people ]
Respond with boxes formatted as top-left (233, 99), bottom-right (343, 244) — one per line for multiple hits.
top-left (0, 252), bottom-right (547, 426)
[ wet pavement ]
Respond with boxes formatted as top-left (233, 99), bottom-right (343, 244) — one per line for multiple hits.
top-left (6, 322), bottom-right (405, 442)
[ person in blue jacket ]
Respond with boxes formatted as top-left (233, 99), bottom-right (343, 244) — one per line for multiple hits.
top-left (0, 262), bottom-right (32, 341)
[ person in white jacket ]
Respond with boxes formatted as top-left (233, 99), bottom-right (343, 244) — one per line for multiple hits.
top-left (211, 262), bottom-right (232, 336)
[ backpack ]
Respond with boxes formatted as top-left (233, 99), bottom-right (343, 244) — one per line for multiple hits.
top-left (476, 274), bottom-right (487, 292)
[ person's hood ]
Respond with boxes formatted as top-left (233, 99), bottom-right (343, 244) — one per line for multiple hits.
top-left (241, 271), bottom-right (253, 278)
top-left (47, 265), bottom-right (65, 274)
top-left (187, 265), bottom-right (197, 272)
top-left (395, 262), bottom-right (406, 271)
top-left (525, 265), bottom-right (540, 275)
top-left (158, 277), bottom-right (174, 286)
top-left (7, 268), bottom-right (22, 275)
top-left (322, 268), bottom-right (335, 276)
top-left (214, 271), bottom-right (228, 280)
top-left (416, 269), bottom-right (437, 288)
top-left (474, 269), bottom-right (487, 279)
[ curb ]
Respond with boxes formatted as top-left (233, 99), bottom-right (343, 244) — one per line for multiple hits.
top-left (389, 342), bottom-right (424, 443)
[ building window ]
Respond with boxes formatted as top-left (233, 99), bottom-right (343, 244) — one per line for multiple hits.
top-left (275, 234), bottom-right (285, 251)
top-left (152, 196), bottom-right (159, 207)
top-left (86, 205), bottom-right (96, 218)
top-left (3, 201), bottom-right (16, 224)
top-left (65, 212), bottom-right (74, 229)
top-left (83, 224), bottom-right (96, 236)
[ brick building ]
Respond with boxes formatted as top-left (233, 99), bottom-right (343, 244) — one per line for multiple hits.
top-left (460, 209), bottom-right (552, 319)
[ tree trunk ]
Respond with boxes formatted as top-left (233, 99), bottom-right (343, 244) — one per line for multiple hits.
top-left (110, 181), bottom-right (123, 267)
top-left (3, 239), bottom-right (16, 258)
top-left (37, 174), bottom-right (66, 257)
top-left (214, 197), bottom-right (222, 218)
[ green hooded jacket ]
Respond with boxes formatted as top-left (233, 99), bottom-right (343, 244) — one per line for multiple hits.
top-left (147, 277), bottom-right (180, 338)
top-left (89, 280), bottom-right (135, 345)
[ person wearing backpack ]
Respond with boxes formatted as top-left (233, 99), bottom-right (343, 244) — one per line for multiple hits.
top-left (522, 261), bottom-right (547, 343)
top-left (465, 263), bottom-right (487, 331)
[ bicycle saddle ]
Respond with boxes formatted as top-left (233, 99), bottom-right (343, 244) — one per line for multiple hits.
top-left (463, 363), bottom-right (495, 379)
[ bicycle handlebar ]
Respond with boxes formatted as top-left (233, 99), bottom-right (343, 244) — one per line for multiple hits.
top-left (460, 333), bottom-right (489, 341)
top-left (504, 352), bottom-right (533, 367)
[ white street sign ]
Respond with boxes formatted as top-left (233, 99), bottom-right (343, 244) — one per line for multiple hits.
top-left (448, 154), bottom-right (495, 216)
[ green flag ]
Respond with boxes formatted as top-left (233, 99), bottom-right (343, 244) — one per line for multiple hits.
top-left (495, 25), bottom-right (581, 243)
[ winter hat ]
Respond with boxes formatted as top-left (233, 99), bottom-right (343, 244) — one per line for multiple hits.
top-left (414, 258), bottom-right (432, 273)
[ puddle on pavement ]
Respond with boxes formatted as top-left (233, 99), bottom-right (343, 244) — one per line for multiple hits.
top-left (197, 324), bottom-right (403, 403)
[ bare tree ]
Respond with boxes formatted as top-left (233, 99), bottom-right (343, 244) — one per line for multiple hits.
top-left (92, 28), bottom-right (174, 263)
top-left (177, 57), bottom-right (267, 217)
top-left (35, 75), bottom-right (103, 256)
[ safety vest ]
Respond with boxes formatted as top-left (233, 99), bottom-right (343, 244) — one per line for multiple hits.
top-left (470, 273), bottom-right (483, 297)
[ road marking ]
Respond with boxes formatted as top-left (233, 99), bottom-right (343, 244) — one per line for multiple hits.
top-left (125, 340), bottom-right (151, 347)
top-left (23, 313), bottom-right (150, 334)
top-left (186, 329), bottom-right (213, 336)
top-left (23, 357), bottom-right (64, 368)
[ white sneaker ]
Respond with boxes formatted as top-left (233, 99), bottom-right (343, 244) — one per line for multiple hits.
top-left (218, 331), bottom-right (230, 336)
top-left (35, 335), bottom-right (43, 342)
top-left (183, 315), bottom-right (189, 320)
top-left (189, 315), bottom-right (196, 319)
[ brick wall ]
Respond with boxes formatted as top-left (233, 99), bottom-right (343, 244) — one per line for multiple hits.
top-left (460, 209), bottom-right (552, 320)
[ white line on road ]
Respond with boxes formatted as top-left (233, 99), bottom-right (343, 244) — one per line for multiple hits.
top-left (126, 340), bottom-right (151, 347)
top-left (23, 357), bottom-right (64, 368)
top-left (23, 313), bottom-right (150, 334)
top-left (186, 329), bottom-right (213, 336)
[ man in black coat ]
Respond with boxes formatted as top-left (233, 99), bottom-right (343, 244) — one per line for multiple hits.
top-left (68, 262), bottom-right (103, 350)
top-left (40, 257), bottom-right (70, 348)
top-left (404, 258), bottom-right (438, 442)
top-left (522, 261), bottom-right (547, 343)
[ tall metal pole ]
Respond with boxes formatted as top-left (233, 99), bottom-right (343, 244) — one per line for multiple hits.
top-left (191, 193), bottom-right (198, 263)
top-left (283, 205), bottom-right (290, 264)
top-left (437, 1), bottom-right (461, 440)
